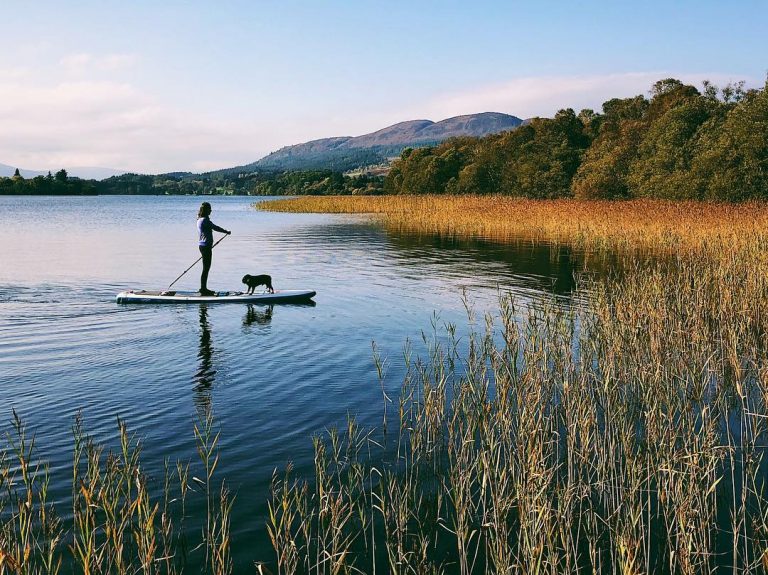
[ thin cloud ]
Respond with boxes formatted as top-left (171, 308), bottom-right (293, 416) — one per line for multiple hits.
top-left (0, 78), bottom-right (256, 173)
top-left (97, 53), bottom-right (137, 71)
top-left (59, 53), bottom-right (92, 69)
top-left (60, 52), bottom-right (138, 74)
top-left (0, 66), bottom-right (32, 80)
top-left (412, 72), bottom-right (761, 120)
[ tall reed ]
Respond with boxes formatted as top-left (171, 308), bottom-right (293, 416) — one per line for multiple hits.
top-left (267, 240), bottom-right (768, 573)
top-left (258, 195), bottom-right (768, 256)
top-left (0, 410), bottom-right (61, 574)
top-left (0, 405), bottom-right (233, 575)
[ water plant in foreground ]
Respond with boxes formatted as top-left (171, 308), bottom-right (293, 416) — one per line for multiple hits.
top-left (0, 406), bottom-right (233, 575)
top-left (267, 251), bottom-right (768, 574)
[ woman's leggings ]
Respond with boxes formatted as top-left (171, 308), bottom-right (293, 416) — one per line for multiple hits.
top-left (199, 246), bottom-right (212, 290)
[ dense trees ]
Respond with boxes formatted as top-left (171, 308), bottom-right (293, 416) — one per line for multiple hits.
top-left (386, 78), bottom-right (768, 202)
top-left (690, 83), bottom-right (768, 201)
top-left (386, 111), bottom-right (591, 198)
top-left (571, 96), bottom-right (648, 199)
top-left (0, 169), bottom-right (385, 196)
top-left (0, 170), bottom-right (97, 195)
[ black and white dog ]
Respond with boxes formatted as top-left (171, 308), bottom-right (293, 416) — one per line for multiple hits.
top-left (242, 274), bottom-right (274, 294)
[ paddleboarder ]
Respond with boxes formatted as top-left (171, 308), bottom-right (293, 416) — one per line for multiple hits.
top-left (197, 202), bottom-right (231, 295)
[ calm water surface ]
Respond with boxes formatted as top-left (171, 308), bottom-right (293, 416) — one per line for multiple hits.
top-left (0, 195), bottom-right (592, 568)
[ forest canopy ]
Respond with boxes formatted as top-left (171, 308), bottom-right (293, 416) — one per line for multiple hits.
top-left (385, 78), bottom-right (768, 201)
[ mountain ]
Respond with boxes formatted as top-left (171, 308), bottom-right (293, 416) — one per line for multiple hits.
top-left (0, 163), bottom-right (46, 178)
top-left (3, 113), bottom-right (522, 180)
top-left (348, 113), bottom-right (522, 148)
top-left (0, 163), bottom-right (124, 180)
top-left (67, 166), bottom-right (126, 180)
top-left (221, 112), bottom-right (523, 174)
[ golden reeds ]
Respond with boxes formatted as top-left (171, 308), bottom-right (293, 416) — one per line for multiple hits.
top-left (267, 255), bottom-right (768, 572)
top-left (0, 406), bottom-right (233, 575)
top-left (261, 195), bottom-right (768, 573)
top-left (258, 195), bottom-right (768, 256)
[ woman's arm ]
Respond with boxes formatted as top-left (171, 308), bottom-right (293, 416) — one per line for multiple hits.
top-left (209, 221), bottom-right (231, 234)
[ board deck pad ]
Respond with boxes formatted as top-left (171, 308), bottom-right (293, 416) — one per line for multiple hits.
top-left (116, 289), bottom-right (316, 304)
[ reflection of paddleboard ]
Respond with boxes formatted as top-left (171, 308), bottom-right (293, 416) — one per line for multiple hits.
top-left (116, 289), bottom-right (316, 304)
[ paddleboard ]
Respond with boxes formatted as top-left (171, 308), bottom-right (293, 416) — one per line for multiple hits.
top-left (116, 289), bottom-right (316, 304)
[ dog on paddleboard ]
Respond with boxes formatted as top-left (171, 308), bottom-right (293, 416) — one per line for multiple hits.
top-left (242, 274), bottom-right (274, 294)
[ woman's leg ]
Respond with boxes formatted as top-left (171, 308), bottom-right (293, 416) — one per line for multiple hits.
top-left (199, 246), bottom-right (212, 292)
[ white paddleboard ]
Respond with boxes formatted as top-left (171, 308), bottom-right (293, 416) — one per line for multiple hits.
top-left (116, 289), bottom-right (316, 304)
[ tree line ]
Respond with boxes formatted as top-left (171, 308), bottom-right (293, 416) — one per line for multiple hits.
top-left (0, 169), bottom-right (97, 195)
top-left (0, 168), bottom-right (384, 196)
top-left (384, 78), bottom-right (768, 201)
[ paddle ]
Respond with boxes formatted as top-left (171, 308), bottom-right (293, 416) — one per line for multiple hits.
top-left (166, 233), bottom-right (229, 291)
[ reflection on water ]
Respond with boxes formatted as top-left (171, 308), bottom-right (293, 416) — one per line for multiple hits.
top-left (279, 220), bottom-right (604, 311)
top-left (385, 231), bottom-right (582, 295)
top-left (243, 304), bottom-right (274, 328)
top-left (0, 195), bottom-right (601, 570)
top-left (193, 305), bottom-right (216, 412)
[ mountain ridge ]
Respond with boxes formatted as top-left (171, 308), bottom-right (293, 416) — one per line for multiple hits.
top-left (219, 112), bottom-right (523, 174)
top-left (0, 163), bottom-right (124, 180)
top-left (2, 112), bottom-right (523, 180)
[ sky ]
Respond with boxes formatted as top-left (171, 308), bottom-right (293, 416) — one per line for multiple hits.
top-left (1, 0), bottom-right (766, 174)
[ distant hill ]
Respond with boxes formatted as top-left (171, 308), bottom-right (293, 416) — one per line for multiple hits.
top-left (348, 113), bottom-right (523, 148)
top-left (68, 166), bottom-right (126, 180)
top-left (2, 113), bottom-right (522, 181)
top-left (0, 163), bottom-right (46, 179)
top-left (218, 112), bottom-right (523, 174)
top-left (0, 163), bottom-right (124, 180)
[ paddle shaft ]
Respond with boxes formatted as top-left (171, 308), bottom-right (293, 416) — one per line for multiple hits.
top-left (167, 233), bottom-right (229, 291)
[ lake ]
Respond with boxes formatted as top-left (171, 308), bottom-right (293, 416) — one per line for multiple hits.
top-left (0, 194), bottom-right (590, 569)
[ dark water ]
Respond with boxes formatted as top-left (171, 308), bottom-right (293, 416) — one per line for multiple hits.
top-left (0, 195), bottom-right (591, 568)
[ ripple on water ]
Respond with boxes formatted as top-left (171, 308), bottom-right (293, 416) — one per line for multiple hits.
top-left (0, 196), bottom-right (588, 569)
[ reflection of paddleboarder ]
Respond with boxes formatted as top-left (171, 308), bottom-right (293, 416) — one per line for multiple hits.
top-left (197, 202), bottom-right (231, 296)
top-left (194, 305), bottom-right (215, 396)
top-left (194, 305), bottom-right (216, 415)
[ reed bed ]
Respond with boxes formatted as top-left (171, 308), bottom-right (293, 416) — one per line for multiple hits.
top-left (267, 249), bottom-right (768, 574)
top-left (0, 406), bottom-right (233, 575)
top-left (261, 195), bottom-right (768, 573)
top-left (258, 195), bottom-right (768, 256)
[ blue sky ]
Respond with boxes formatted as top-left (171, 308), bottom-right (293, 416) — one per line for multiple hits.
top-left (1, 0), bottom-right (765, 173)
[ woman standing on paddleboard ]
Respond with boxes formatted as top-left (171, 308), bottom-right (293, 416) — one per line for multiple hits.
top-left (197, 202), bottom-right (231, 295)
